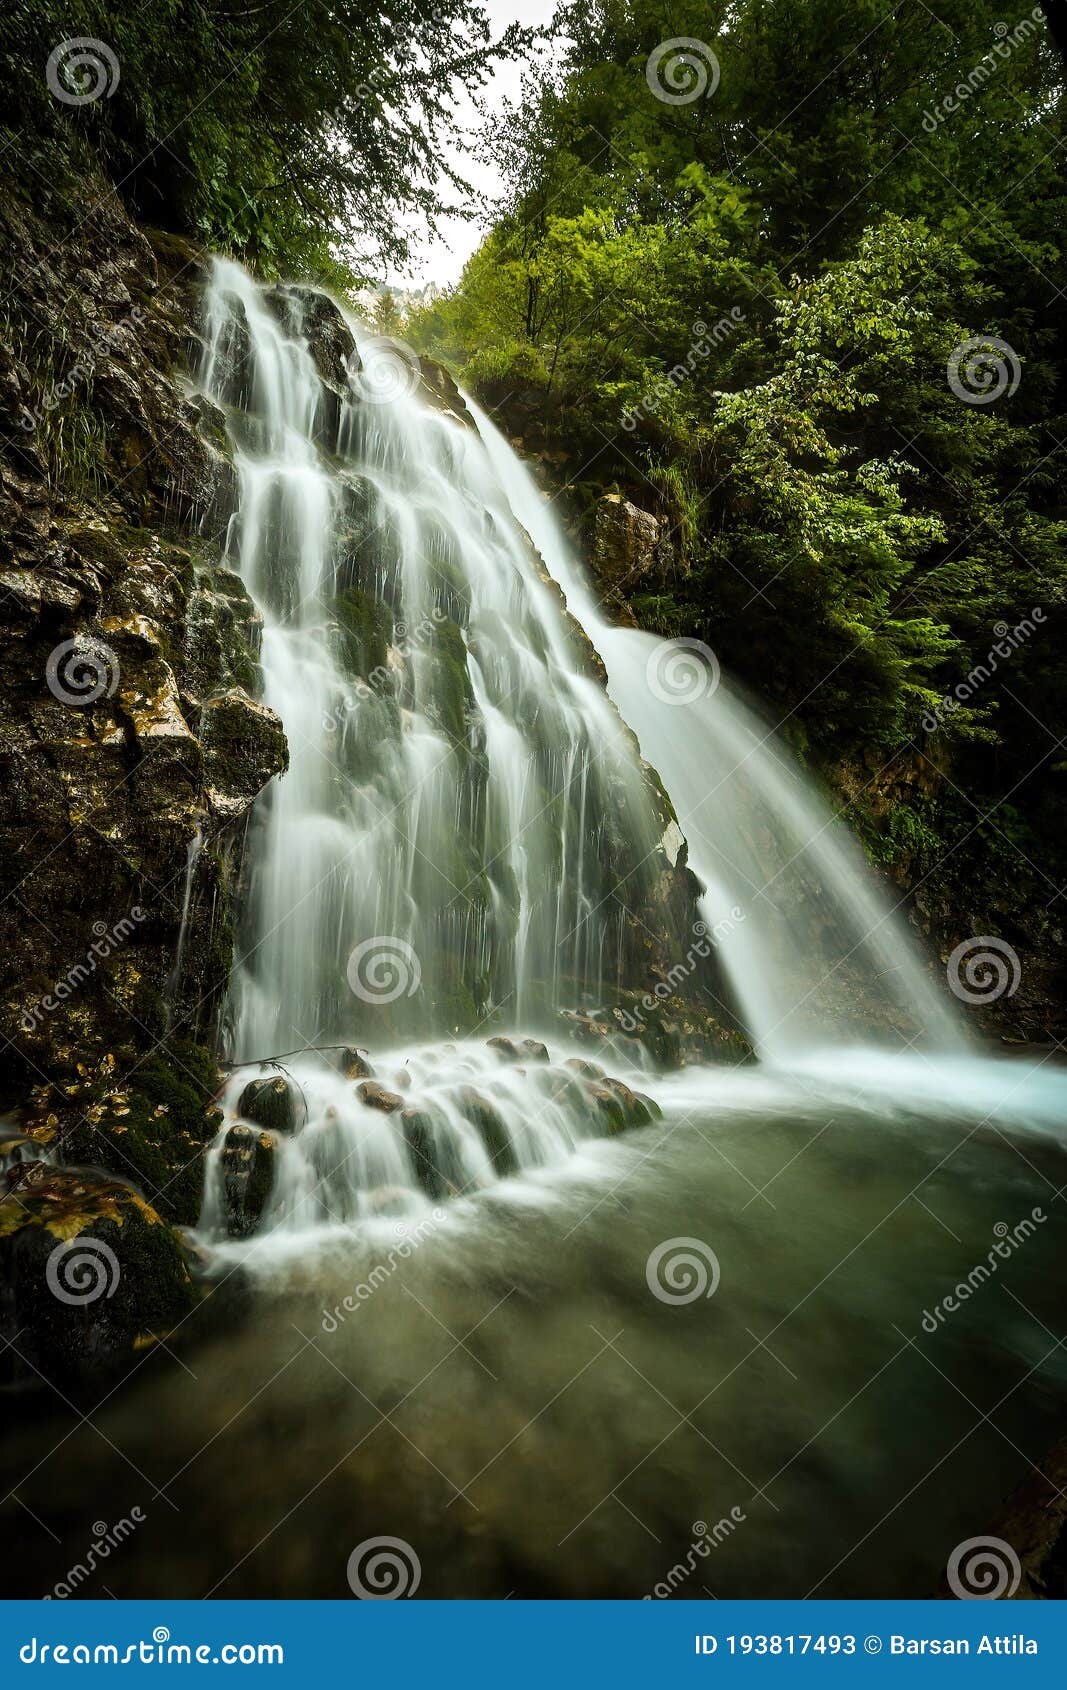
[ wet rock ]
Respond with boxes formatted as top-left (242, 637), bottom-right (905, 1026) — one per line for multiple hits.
top-left (588, 1084), bottom-right (627, 1132)
top-left (486, 1035), bottom-right (521, 1062)
top-left (564, 1057), bottom-right (605, 1080)
top-left (0, 1164), bottom-right (194, 1383)
top-left (599, 1076), bottom-right (658, 1128)
top-left (486, 1034), bottom-right (548, 1064)
top-left (270, 286), bottom-right (356, 396)
top-left (416, 358), bottom-right (475, 431)
top-left (340, 1048), bottom-right (374, 1080)
top-left (220, 1124), bottom-right (275, 1239)
top-left (5, 1157), bottom-right (50, 1193)
top-left (357, 1080), bottom-right (404, 1114)
top-left (590, 492), bottom-right (676, 593)
top-left (237, 1075), bottom-right (298, 1134)
top-left (457, 1086), bottom-right (518, 1177)
top-left (200, 689), bottom-right (288, 824)
top-left (400, 1109), bottom-right (448, 1201)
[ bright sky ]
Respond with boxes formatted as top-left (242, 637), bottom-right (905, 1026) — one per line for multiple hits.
top-left (382, 0), bottom-right (559, 292)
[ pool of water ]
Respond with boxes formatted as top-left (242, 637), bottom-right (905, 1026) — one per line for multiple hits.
top-left (2, 1046), bottom-right (1065, 1599)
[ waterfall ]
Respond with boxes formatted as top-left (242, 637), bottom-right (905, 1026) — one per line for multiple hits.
top-left (471, 402), bottom-right (962, 1061)
top-left (194, 261), bottom-right (694, 1240)
top-left (193, 260), bottom-right (962, 1246)
top-left (199, 260), bottom-right (681, 1063)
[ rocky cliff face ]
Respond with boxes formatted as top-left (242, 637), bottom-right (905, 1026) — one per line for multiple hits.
top-left (0, 173), bottom-right (289, 1374)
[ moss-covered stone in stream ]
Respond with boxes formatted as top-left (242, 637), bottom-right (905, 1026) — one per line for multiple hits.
top-left (0, 1163), bottom-right (196, 1386)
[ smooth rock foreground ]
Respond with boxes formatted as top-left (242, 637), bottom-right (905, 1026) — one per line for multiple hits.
top-left (217, 1038), bottom-right (663, 1237)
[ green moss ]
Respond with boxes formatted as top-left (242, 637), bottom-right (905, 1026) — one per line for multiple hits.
top-left (63, 1041), bottom-right (221, 1225)
top-left (426, 613), bottom-right (473, 759)
top-left (334, 586), bottom-right (392, 678)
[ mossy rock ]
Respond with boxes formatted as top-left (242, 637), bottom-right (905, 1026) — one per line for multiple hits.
top-left (0, 1164), bottom-right (195, 1385)
top-left (56, 1043), bottom-right (223, 1226)
top-left (237, 1075), bottom-right (299, 1134)
top-left (333, 586), bottom-right (392, 679)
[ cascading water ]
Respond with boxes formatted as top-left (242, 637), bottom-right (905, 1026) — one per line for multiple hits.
top-left (194, 261), bottom-right (690, 1240)
top-left (192, 260), bottom-right (977, 1250)
top-left (472, 402), bottom-right (963, 1061)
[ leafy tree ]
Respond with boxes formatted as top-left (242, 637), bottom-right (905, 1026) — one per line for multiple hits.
top-left (1, 0), bottom-right (524, 274)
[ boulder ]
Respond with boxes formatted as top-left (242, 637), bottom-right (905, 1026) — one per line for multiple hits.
top-left (220, 1124), bottom-right (275, 1238)
top-left (564, 1057), bottom-right (604, 1080)
top-left (486, 1035), bottom-right (549, 1064)
top-left (340, 1048), bottom-right (374, 1080)
top-left (590, 493), bottom-right (675, 593)
top-left (457, 1086), bottom-right (518, 1176)
top-left (486, 1035), bottom-right (521, 1062)
top-left (237, 1075), bottom-right (299, 1134)
top-left (401, 1109), bottom-right (448, 1201)
top-left (357, 1080), bottom-right (404, 1114)
top-left (0, 1165), bottom-right (194, 1383)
